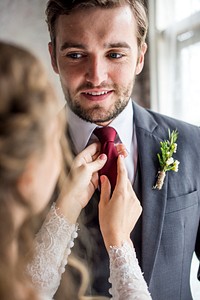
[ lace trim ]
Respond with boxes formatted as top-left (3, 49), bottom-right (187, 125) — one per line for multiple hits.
top-left (108, 241), bottom-right (152, 300)
top-left (27, 203), bottom-right (78, 298)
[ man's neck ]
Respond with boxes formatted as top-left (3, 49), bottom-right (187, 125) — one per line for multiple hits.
top-left (66, 100), bottom-right (133, 154)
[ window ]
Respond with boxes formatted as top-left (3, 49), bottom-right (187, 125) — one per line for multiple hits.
top-left (149, 0), bottom-right (200, 126)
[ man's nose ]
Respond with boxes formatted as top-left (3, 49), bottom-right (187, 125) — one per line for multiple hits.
top-left (85, 56), bottom-right (108, 86)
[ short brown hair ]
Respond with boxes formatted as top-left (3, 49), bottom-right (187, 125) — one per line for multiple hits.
top-left (45, 0), bottom-right (148, 55)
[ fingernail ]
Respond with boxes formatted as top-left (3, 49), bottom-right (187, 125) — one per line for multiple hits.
top-left (119, 154), bottom-right (124, 159)
top-left (100, 175), bottom-right (105, 183)
top-left (99, 154), bottom-right (107, 160)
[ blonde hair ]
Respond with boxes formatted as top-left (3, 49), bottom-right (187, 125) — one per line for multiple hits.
top-left (0, 41), bottom-right (108, 300)
top-left (0, 41), bottom-right (61, 300)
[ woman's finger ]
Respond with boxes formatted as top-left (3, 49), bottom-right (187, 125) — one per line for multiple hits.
top-left (99, 175), bottom-right (111, 206)
top-left (115, 143), bottom-right (128, 158)
top-left (115, 155), bottom-right (127, 189)
top-left (74, 142), bottom-right (101, 167)
top-left (88, 153), bottom-right (107, 173)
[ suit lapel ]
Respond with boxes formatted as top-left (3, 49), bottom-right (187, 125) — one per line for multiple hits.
top-left (133, 102), bottom-right (168, 284)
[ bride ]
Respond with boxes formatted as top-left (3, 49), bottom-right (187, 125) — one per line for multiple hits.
top-left (0, 41), bottom-right (151, 300)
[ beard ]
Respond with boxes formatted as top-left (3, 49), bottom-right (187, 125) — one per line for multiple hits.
top-left (64, 81), bottom-right (134, 124)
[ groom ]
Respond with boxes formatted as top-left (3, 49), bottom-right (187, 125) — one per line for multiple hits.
top-left (45, 1), bottom-right (200, 299)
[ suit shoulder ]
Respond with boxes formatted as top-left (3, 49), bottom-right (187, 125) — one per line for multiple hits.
top-left (133, 101), bottom-right (200, 140)
top-left (146, 108), bottom-right (200, 136)
top-left (133, 102), bottom-right (200, 183)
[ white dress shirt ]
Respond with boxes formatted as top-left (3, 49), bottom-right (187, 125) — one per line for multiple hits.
top-left (67, 99), bottom-right (137, 184)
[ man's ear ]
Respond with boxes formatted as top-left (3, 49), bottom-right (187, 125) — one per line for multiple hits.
top-left (48, 42), bottom-right (59, 74)
top-left (136, 42), bottom-right (148, 75)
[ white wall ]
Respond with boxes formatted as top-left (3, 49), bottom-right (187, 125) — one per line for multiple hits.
top-left (0, 0), bottom-right (64, 107)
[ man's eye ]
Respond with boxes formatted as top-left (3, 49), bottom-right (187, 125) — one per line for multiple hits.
top-left (108, 53), bottom-right (123, 59)
top-left (67, 53), bottom-right (83, 59)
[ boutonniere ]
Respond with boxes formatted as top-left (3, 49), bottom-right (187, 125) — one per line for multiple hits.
top-left (153, 129), bottom-right (180, 190)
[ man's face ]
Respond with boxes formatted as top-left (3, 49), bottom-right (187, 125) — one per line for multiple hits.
top-left (49, 5), bottom-right (147, 126)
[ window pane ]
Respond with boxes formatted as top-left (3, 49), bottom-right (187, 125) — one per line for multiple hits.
top-left (175, 0), bottom-right (200, 21)
top-left (175, 41), bottom-right (200, 125)
top-left (157, 0), bottom-right (200, 29)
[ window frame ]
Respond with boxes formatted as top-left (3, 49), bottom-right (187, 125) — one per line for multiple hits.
top-left (148, 1), bottom-right (200, 125)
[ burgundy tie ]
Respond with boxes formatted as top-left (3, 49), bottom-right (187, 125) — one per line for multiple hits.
top-left (94, 126), bottom-right (118, 193)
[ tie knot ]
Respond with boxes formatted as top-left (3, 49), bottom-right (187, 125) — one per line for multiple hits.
top-left (94, 126), bottom-right (116, 143)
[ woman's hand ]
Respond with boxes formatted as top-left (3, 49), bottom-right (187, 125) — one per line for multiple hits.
top-left (56, 142), bottom-right (107, 224)
top-left (99, 155), bottom-right (142, 251)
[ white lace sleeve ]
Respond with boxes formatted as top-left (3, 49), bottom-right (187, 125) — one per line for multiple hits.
top-left (108, 241), bottom-right (152, 300)
top-left (26, 203), bottom-right (78, 300)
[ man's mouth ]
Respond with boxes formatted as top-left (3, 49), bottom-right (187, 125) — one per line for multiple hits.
top-left (81, 90), bottom-right (113, 101)
top-left (84, 91), bottom-right (109, 96)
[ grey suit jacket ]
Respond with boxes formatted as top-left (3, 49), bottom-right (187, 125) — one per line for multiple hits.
top-left (71, 101), bottom-right (200, 300)
top-left (133, 102), bottom-right (200, 299)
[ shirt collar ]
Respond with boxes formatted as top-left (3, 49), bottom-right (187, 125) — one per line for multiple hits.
top-left (67, 100), bottom-right (134, 154)
top-left (67, 107), bottom-right (96, 154)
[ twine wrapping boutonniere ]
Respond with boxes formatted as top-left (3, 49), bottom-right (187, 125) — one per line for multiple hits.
top-left (153, 129), bottom-right (180, 190)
